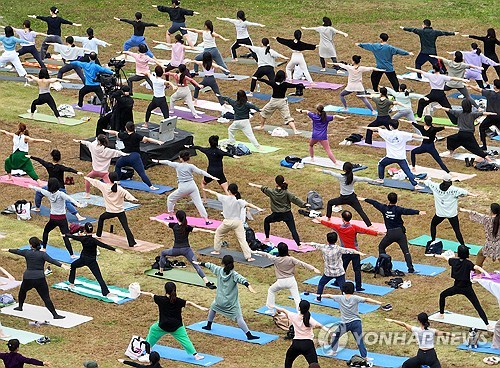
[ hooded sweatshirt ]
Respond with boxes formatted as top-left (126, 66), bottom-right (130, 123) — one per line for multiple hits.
top-left (261, 186), bottom-right (306, 213)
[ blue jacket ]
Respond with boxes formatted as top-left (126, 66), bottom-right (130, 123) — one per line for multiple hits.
top-left (70, 60), bottom-right (113, 86)
top-left (358, 43), bottom-right (409, 72)
top-left (0, 36), bottom-right (30, 51)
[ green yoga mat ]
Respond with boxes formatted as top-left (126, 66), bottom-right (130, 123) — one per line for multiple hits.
top-left (409, 235), bottom-right (482, 255)
top-left (52, 276), bottom-right (134, 304)
top-left (144, 268), bottom-right (217, 288)
top-left (19, 113), bottom-right (87, 126)
top-left (423, 116), bottom-right (479, 127)
top-left (235, 141), bottom-right (280, 153)
top-left (1, 326), bottom-right (43, 344)
top-left (132, 93), bottom-right (170, 102)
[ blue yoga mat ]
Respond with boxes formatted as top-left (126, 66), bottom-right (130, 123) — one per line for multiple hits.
top-left (19, 245), bottom-right (80, 264)
top-left (296, 293), bottom-right (380, 314)
top-left (153, 345), bottom-right (223, 366)
top-left (493, 135), bottom-right (500, 141)
top-left (247, 92), bottom-right (304, 104)
top-left (457, 342), bottom-right (500, 354)
top-left (324, 105), bottom-right (376, 116)
top-left (362, 256), bottom-right (446, 276)
top-left (316, 347), bottom-right (407, 368)
top-left (369, 179), bottom-right (433, 194)
top-left (254, 305), bottom-right (340, 326)
top-left (448, 92), bottom-right (484, 101)
top-left (187, 321), bottom-right (278, 345)
top-left (119, 179), bottom-right (174, 194)
top-left (303, 276), bottom-right (394, 296)
top-left (32, 205), bottom-right (96, 225)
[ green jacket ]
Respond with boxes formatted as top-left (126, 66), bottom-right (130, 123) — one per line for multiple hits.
top-left (261, 186), bottom-right (306, 213)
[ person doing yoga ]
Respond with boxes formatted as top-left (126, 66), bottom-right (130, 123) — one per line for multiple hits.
top-left (166, 64), bottom-right (203, 119)
top-left (386, 84), bottom-right (424, 123)
top-left (114, 12), bottom-right (162, 58)
top-left (276, 30), bottom-right (316, 83)
top-left (153, 0), bottom-right (199, 47)
top-left (188, 53), bottom-right (229, 105)
top-left (0, 338), bottom-right (50, 368)
top-left (122, 45), bottom-right (164, 94)
top-left (143, 66), bottom-right (176, 127)
top-left (9, 20), bottom-right (47, 68)
top-left (73, 27), bottom-right (111, 65)
top-left (469, 80), bottom-right (500, 151)
top-left (462, 28), bottom-right (500, 83)
top-left (0, 26), bottom-right (32, 78)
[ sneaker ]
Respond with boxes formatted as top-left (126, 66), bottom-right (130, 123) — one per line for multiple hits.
top-left (154, 271), bottom-right (164, 277)
top-left (332, 205), bottom-right (342, 213)
top-left (400, 281), bottom-right (412, 289)
top-left (374, 178), bottom-right (384, 184)
top-left (138, 354), bottom-right (150, 363)
top-left (217, 117), bottom-right (230, 123)
top-left (206, 282), bottom-right (216, 290)
top-left (382, 304), bottom-right (393, 311)
top-left (44, 267), bottom-right (52, 276)
top-left (356, 287), bottom-right (365, 292)
top-left (315, 296), bottom-right (322, 302)
top-left (36, 336), bottom-right (50, 345)
top-left (205, 221), bottom-right (213, 225)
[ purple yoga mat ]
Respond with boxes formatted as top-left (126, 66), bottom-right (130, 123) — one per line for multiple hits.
top-left (154, 108), bottom-right (217, 123)
top-left (290, 80), bottom-right (343, 90)
top-left (154, 213), bottom-right (222, 229)
top-left (72, 104), bottom-right (102, 114)
top-left (255, 233), bottom-right (315, 253)
top-left (355, 140), bottom-right (417, 151)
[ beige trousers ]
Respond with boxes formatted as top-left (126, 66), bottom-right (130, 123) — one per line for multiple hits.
top-left (214, 219), bottom-right (252, 259)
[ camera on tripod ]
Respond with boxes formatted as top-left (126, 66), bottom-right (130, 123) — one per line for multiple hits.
top-left (108, 58), bottom-right (126, 70)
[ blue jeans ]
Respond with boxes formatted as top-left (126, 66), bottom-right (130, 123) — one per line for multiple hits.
top-left (115, 152), bottom-right (152, 187)
top-left (330, 320), bottom-right (367, 358)
top-left (316, 273), bottom-right (345, 296)
top-left (123, 35), bottom-right (154, 58)
top-left (194, 47), bottom-right (230, 75)
top-left (378, 157), bottom-right (417, 186)
top-left (35, 186), bottom-right (77, 215)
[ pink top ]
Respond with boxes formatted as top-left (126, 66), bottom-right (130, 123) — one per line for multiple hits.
top-left (129, 52), bottom-right (154, 75)
top-left (288, 312), bottom-right (319, 340)
top-left (168, 72), bottom-right (200, 88)
top-left (80, 140), bottom-right (127, 172)
top-left (170, 43), bottom-right (185, 67)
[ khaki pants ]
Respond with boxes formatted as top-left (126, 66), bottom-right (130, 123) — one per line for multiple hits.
top-left (260, 97), bottom-right (294, 124)
top-left (214, 219), bottom-right (252, 259)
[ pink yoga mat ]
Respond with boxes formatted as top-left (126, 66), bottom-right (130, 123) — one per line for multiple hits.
top-left (355, 140), bottom-right (417, 151)
top-left (154, 108), bottom-right (218, 123)
top-left (318, 216), bottom-right (386, 232)
top-left (290, 80), bottom-right (343, 90)
top-left (255, 233), bottom-right (315, 253)
top-left (0, 176), bottom-right (46, 188)
top-left (154, 213), bottom-right (222, 229)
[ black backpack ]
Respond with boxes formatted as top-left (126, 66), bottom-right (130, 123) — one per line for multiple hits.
top-left (374, 254), bottom-right (393, 277)
top-left (347, 354), bottom-right (372, 367)
top-left (245, 227), bottom-right (263, 251)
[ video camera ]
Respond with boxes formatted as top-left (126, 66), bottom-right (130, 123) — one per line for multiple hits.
top-left (95, 73), bottom-right (117, 91)
top-left (108, 58), bottom-right (126, 70)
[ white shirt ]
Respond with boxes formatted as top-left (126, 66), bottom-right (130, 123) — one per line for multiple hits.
top-left (378, 129), bottom-right (413, 160)
top-left (151, 75), bottom-right (166, 98)
top-left (247, 45), bottom-right (284, 68)
top-left (343, 65), bottom-right (371, 92)
top-left (53, 43), bottom-right (85, 61)
top-left (14, 29), bottom-right (37, 43)
top-left (217, 193), bottom-right (247, 220)
top-left (386, 87), bottom-right (424, 110)
top-left (423, 72), bottom-right (451, 90)
top-left (221, 19), bottom-right (261, 39)
top-left (411, 326), bottom-right (437, 349)
top-left (73, 36), bottom-right (107, 54)
top-left (202, 31), bottom-right (216, 49)
top-left (12, 135), bottom-right (29, 153)
top-left (424, 180), bottom-right (469, 218)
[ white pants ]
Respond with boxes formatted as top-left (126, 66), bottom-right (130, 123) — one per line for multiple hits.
top-left (228, 119), bottom-right (260, 149)
top-left (214, 218), bottom-right (252, 259)
top-left (286, 52), bottom-right (313, 83)
top-left (267, 276), bottom-right (301, 311)
top-left (167, 180), bottom-right (208, 218)
top-left (170, 86), bottom-right (197, 116)
top-left (0, 50), bottom-right (27, 77)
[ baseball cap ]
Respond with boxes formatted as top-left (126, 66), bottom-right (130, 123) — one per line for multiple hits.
top-left (83, 361), bottom-right (98, 368)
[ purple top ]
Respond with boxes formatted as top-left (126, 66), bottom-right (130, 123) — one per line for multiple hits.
top-left (308, 112), bottom-right (333, 140)
top-left (0, 352), bottom-right (44, 368)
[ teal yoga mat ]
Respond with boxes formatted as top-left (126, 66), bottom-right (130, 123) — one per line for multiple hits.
top-left (409, 235), bottom-right (482, 255)
top-left (324, 105), bottom-right (376, 116)
top-left (52, 277), bottom-right (134, 304)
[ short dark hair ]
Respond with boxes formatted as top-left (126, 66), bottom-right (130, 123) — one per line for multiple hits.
top-left (326, 232), bottom-right (338, 244)
top-left (66, 36), bottom-right (74, 44)
top-left (135, 12), bottom-right (142, 20)
top-left (380, 33), bottom-right (389, 42)
top-left (457, 245), bottom-right (470, 259)
top-left (47, 177), bottom-right (60, 193)
top-left (388, 192), bottom-right (398, 204)
top-left (4, 26), bottom-right (14, 38)
top-left (89, 52), bottom-right (97, 61)
top-left (391, 120), bottom-right (400, 129)
top-left (423, 19), bottom-right (431, 27)
top-left (341, 210), bottom-right (352, 222)
top-left (138, 44), bottom-right (148, 53)
top-left (7, 339), bottom-right (20, 352)
top-left (341, 281), bottom-right (355, 294)
top-left (50, 149), bottom-right (61, 162)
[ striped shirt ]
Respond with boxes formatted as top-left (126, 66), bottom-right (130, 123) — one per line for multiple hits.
top-left (311, 243), bottom-right (356, 277)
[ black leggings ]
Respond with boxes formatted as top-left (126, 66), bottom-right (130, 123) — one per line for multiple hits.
top-left (378, 227), bottom-right (414, 272)
top-left (127, 74), bottom-right (153, 94)
top-left (18, 278), bottom-right (58, 317)
top-left (96, 211), bottom-right (136, 246)
top-left (365, 115), bottom-right (396, 145)
top-left (69, 255), bottom-right (109, 296)
top-left (430, 215), bottom-right (464, 246)
top-left (403, 348), bottom-right (441, 368)
top-left (230, 37), bottom-right (257, 60)
top-left (446, 131), bottom-right (487, 158)
top-left (264, 211), bottom-right (301, 246)
top-left (193, 75), bottom-right (223, 104)
top-left (78, 85), bottom-right (104, 107)
top-left (439, 283), bottom-right (489, 325)
top-left (410, 143), bottom-right (449, 172)
top-left (284, 339), bottom-right (318, 368)
top-left (482, 53), bottom-right (500, 82)
top-left (371, 70), bottom-right (399, 92)
top-left (17, 45), bottom-right (45, 68)
top-left (42, 217), bottom-right (73, 255)
top-left (320, 56), bottom-right (337, 69)
top-left (251, 66), bottom-right (275, 92)
top-left (479, 115), bottom-right (500, 149)
top-left (326, 193), bottom-right (372, 227)
top-left (31, 93), bottom-right (60, 117)
top-left (57, 63), bottom-right (85, 83)
top-left (145, 96), bottom-right (169, 122)
top-left (416, 90), bottom-right (455, 124)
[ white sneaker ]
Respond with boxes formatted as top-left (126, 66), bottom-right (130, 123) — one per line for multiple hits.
top-left (332, 205), bottom-right (342, 213)
top-left (439, 151), bottom-right (451, 157)
top-left (138, 354), bottom-right (150, 363)
top-left (400, 281), bottom-right (412, 289)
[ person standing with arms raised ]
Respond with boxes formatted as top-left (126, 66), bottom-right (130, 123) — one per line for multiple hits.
top-left (153, 0), bottom-right (199, 48)
top-left (114, 12), bottom-right (163, 58)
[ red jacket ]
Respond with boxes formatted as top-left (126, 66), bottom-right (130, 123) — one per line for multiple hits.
top-left (320, 219), bottom-right (378, 250)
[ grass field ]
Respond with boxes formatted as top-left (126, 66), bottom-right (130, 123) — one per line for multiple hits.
top-left (0, 1), bottom-right (499, 367)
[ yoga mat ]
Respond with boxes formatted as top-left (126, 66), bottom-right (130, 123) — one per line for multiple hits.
top-left (154, 214), bottom-right (221, 229)
top-left (448, 92), bottom-right (484, 101)
top-left (132, 92), bottom-right (154, 101)
top-left (191, 198), bottom-right (259, 216)
top-left (1, 303), bottom-right (93, 328)
top-left (412, 165), bottom-right (477, 181)
top-left (262, 125), bottom-right (312, 138)
top-left (154, 43), bottom-right (203, 54)
top-left (290, 79), bottom-right (343, 90)
top-left (52, 277), bottom-right (134, 304)
top-left (193, 99), bottom-right (225, 112)
top-left (0, 326), bottom-right (43, 344)
top-left (354, 140), bottom-right (417, 151)
top-left (235, 141), bottom-right (280, 153)
top-left (144, 269), bottom-right (217, 288)
top-left (0, 175), bottom-right (46, 188)
top-left (18, 113), bottom-right (87, 126)
top-left (409, 235), bottom-right (482, 255)
top-left (71, 192), bottom-right (140, 211)
top-left (153, 345), bottom-right (223, 366)
top-left (296, 292), bottom-right (380, 314)
top-left (324, 105), bottom-right (376, 116)
top-left (0, 277), bottom-right (21, 291)
top-left (317, 216), bottom-right (386, 232)
top-left (187, 321), bottom-right (278, 345)
top-left (19, 244), bottom-right (80, 264)
top-left (254, 305), bottom-right (340, 326)
top-left (223, 57), bottom-right (257, 65)
top-left (0, 75), bottom-right (27, 82)
top-left (97, 231), bottom-right (164, 252)
top-left (247, 92), bottom-right (304, 104)
top-left (427, 116), bottom-right (455, 126)
top-left (60, 82), bottom-right (84, 90)
top-left (429, 311), bottom-right (496, 330)
top-left (457, 342), bottom-right (500, 354)
top-left (397, 72), bottom-right (430, 83)
top-left (308, 66), bottom-right (349, 76)
top-left (120, 179), bottom-right (174, 194)
top-left (303, 276), bottom-right (394, 296)
top-left (197, 247), bottom-right (274, 268)
top-left (255, 233), bottom-right (316, 253)
top-left (362, 256), bottom-right (446, 276)
top-left (32, 205), bottom-right (96, 225)
top-left (164, 107), bottom-right (218, 123)
top-left (317, 346), bottom-right (407, 368)
top-left (301, 157), bottom-right (367, 172)
top-left (369, 178), bottom-right (433, 194)
top-left (198, 72), bottom-right (249, 81)
top-left (72, 104), bottom-right (102, 114)
top-left (23, 61), bottom-right (61, 69)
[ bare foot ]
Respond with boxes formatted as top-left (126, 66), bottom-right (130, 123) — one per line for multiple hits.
top-left (32, 207), bottom-right (41, 212)
top-left (68, 283), bottom-right (75, 290)
top-left (210, 251), bottom-right (220, 255)
top-left (40, 248), bottom-right (47, 252)
top-left (246, 258), bottom-right (255, 262)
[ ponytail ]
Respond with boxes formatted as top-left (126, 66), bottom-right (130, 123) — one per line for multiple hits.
top-left (86, 27), bottom-right (94, 40)
top-left (299, 300), bottom-right (311, 327)
top-left (417, 312), bottom-right (430, 330)
top-left (492, 203), bottom-right (500, 238)
top-left (439, 181), bottom-right (452, 192)
top-left (109, 172), bottom-right (119, 193)
top-left (175, 210), bottom-right (188, 235)
top-left (262, 38), bottom-right (270, 55)
top-left (228, 183), bottom-right (241, 199)
top-left (275, 175), bottom-right (288, 190)
top-left (342, 162), bottom-right (354, 186)
top-left (316, 104), bottom-right (327, 123)
top-left (164, 282), bottom-right (177, 303)
top-left (178, 64), bottom-right (187, 86)
top-left (16, 122), bottom-right (28, 136)
top-left (97, 134), bottom-right (108, 147)
top-left (222, 255), bottom-right (234, 275)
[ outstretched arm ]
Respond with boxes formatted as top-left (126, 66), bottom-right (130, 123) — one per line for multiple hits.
top-left (0, 130), bottom-right (15, 137)
top-left (248, 182), bottom-right (262, 189)
top-left (212, 32), bottom-right (229, 42)
top-left (186, 300), bottom-right (209, 311)
top-left (385, 318), bottom-right (413, 332)
top-left (0, 266), bottom-right (15, 281)
top-left (181, 27), bottom-right (203, 34)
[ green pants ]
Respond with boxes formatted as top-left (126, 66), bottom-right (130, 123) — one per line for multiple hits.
top-left (146, 322), bottom-right (196, 355)
top-left (5, 150), bottom-right (39, 180)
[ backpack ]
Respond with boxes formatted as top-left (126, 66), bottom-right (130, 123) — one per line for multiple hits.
top-left (347, 354), bottom-right (373, 367)
top-left (345, 133), bottom-right (363, 143)
top-left (386, 277), bottom-right (404, 289)
top-left (245, 227), bottom-right (264, 251)
top-left (475, 161), bottom-right (499, 171)
top-left (285, 156), bottom-right (302, 164)
top-left (57, 104), bottom-right (75, 117)
top-left (280, 159), bottom-right (294, 168)
top-left (14, 200), bottom-right (31, 221)
top-left (273, 311), bottom-right (295, 340)
top-left (124, 336), bottom-right (150, 360)
top-left (295, 84), bottom-right (305, 96)
top-left (360, 262), bottom-right (375, 273)
top-left (374, 254), bottom-right (393, 277)
top-left (235, 143), bottom-right (251, 156)
top-left (307, 191), bottom-right (323, 210)
top-left (0, 294), bottom-right (15, 305)
top-left (425, 240), bottom-right (443, 256)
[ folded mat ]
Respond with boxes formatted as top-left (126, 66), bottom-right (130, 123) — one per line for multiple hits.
top-left (254, 305), bottom-right (340, 326)
top-left (448, 92), bottom-right (484, 100)
top-left (354, 140), bottom-right (417, 151)
top-left (198, 72), bottom-right (249, 81)
top-left (71, 192), bottom-right (140, 211)
top-left (60, 82), bottom-right (84, 90)
top-left (301, 157), bottom-right (367, 172)
top-left (317, 216), bottom-right (386, 232)
top-left (317, 346), bottom-right (407, 368)
top-left (429, 311), bottom-right (496, 330)
top-left (1, 303), bottom-right (93, 328)
top-left (290, 79), bottom-right (343, 90)
top-left (52, 276), bottom-right (134, 304)
top-left (72, 103), bottom-right (102, 114)
top-left (324, 105), bottom-right (376, 116)
top-left (154, 214), bottom-right (221, 229)
top-left (255, 233), bottom-right (315, 253)
top-left (308, 65), bottom-right (349, 76)
top-left (193, 99), bottom-right (225, 112)
top-left (412, 165), bottom-right (476, 181)
top-left (247, 92), bottom-right (304, 104)
top-left (457, 342), bottom-right (500, 354)
top-left (0, 326), bottom-right (43, 344)
top-left (0, 277), bottom-right (22, 291)
top-left (19, 244), bottom-right (80, 264)
top-left (262, 124), bottom-right (312, 138)
top-left (119, 179), bottom-right (174, 194)
top-left (0, 175), bottom-right (46, 188)
top-left (18, 113), bottom-right (87, 126)
top-left (197, 247), bottom-right (274, 268)
top-left (145, 268), bottom-right (217, 288)
top-left (97, 231), bottom-right (164, 252)
top-left (369, 178), bottom-right (433, 194)
top-left (154, 107), bottom-right (218, 123)
top-left (409, 234), bottom-right (482, 255)
top-left (187, 321), bottom-right (278, 345)
top-left (32, 205), bottom-right (96, 225)
top-left (153, 345), bottom-right (223, 366)
top-left (362, 256), bottom-right (446, 276)
top-left (234, 141), bottom-right (280, 153)
top-left (397, 72), bottom-right (430, 83)
top-left (296, 292), bottom-right (380, 314)
top-left (302, 276), bottom-right (394, 296)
